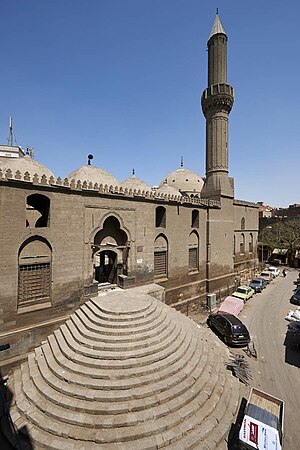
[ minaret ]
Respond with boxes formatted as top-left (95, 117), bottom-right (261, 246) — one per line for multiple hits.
top-left (201, 12), bottom-right (234, 198)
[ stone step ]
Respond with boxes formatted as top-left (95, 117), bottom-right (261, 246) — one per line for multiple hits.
top-left (46, 324), bottom-right (195, 378)
top-left (88, 296), bottom-right (158, 321)
top-left (167, 369), bottom-right (239, 449)
top-left (28, 338), bottom-right (216, 413)
top-left (59, 320), bottom-right (183, 360)
top-left (80, 301), bottom-right (164, 330)
top-left (65, 315), bottom-right (178, 351)
top-left (50, 323), bottom-right (190, 370)
top-left (41, 329), bottom-right (205, 389)
top-left (74, 306), bottom-right (169, 337)
top-left (15, 346), bottom-right (228, 445)
top-left (70, 310), bottom-right (170, 343)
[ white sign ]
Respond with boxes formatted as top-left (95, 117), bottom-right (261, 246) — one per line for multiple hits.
top-left (239, 415), bottom-right (281, 450)
top-left (137, 259), bottom-right (143, 264)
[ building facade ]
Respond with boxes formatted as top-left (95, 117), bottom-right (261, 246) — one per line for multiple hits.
top-left (0, 13), bottom-right (259, 367)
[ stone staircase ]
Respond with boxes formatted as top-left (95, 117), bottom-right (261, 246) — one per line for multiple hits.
top-left (2, 287), bottom-right (241, 449)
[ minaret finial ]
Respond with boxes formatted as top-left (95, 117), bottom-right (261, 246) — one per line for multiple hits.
top-left (88, 154), bottom-right (93, 165)
top-left (132, 168), bottom-right (135, 175)
top-left (180, 156), bottom-right (184, 168)
top-left (216, 8), bottom-right (218, 15)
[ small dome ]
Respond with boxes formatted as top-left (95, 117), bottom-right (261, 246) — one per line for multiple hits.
top-left (156, 183), bottom-right (182, 197)
top-left (0, 155), bottom-right (55, 179)
top-left (159, 168), bottom-right (204, 194)
top-left (67, 164), bottom-right (120, 187)
top-left (122, 171), bottom-right (150, 191)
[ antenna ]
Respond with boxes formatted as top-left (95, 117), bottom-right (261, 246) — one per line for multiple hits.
top-left (88, 154), bottom-right (94, 165)
top-left (7, 116), bottom-right (17, 146)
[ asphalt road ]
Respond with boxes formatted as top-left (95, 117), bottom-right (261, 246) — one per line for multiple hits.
top-left (238, 269), bottom-right (299, 450)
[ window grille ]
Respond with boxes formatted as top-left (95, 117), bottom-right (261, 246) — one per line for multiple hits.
top-left (189, 247), bottom-right (198, 271)
top-left (18, 263), bottom-right (51, 305)
top-left (154, 251), bottom-right (167, 277)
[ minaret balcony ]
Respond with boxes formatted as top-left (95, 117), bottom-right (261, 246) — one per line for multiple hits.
top-left (201, 83), bottom-right (234, 115)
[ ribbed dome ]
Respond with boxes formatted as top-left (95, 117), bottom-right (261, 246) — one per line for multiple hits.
top-left (67, 164), bottom-right (120, 187)
top-left (0, 155), bottom-right (54, 179)
top-left (159, 168), bottom-right (204, 194)
top-left (3, 288), bottom-right (240, 449)
top-left (156, 183), bottom-right (182, 197)
top-left (122, 172), bottom-right (150, 191)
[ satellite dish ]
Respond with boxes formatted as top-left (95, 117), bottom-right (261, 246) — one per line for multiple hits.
top-left (88, 154), bottom-right (94, 165)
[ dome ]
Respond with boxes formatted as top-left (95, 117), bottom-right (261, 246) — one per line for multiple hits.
top-left (0, 155), bottom-right (55, 179)
top-left (122, 170), bottom-right (150, 191)
top-left (156, 182), bottom-right (182, 197)
top-left (67, 164), bottom-right (120, 187)
top-left (159, 167), bottom-right (204, 194)
top-left (4, 288), bottom-right (240, 449)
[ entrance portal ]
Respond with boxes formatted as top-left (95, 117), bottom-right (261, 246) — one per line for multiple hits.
top-left (95, 250), bottom-right (118, 284)
top-left (93, 216), bottom-right (129, 286)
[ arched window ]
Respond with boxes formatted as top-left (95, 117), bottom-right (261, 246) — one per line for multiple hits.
top-left (191, 210), bottom-right (199, 228)
top-left (155, 206), bottom-right (166, 228)
top-left (240, 233), bottom-right (245, 254)
top-left (18, 237), bottom-right (52, 307)
top-left (189, 231), bottom-right (199, 272)
top-left (249, 233), bottom-right (253, 254)
top-left (26, 194), bottom-right (50, 228)
top-left (154, 234), bottom-right (168, 278)
top-left (241, 217), bottom-right (245, 230)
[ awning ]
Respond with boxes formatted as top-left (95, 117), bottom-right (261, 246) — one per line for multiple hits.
top-left (218, 296), bottom-right (244, 316)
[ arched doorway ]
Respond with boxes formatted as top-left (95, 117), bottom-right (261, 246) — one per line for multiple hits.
top-left (93, 216), bottom-right (129, 286)
top-left (95, 250), bottom-right (118, 284)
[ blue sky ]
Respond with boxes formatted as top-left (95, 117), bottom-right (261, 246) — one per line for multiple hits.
top-left (0, 0), bottom-right (299, 207)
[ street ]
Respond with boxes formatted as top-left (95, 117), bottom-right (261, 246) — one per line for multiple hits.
top-left (238, 269), bottom-right (299, 450)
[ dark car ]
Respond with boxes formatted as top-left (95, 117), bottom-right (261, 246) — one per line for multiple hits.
top-left (207, 312), bottom-right (250, 346)
top-left (291, 286), bottom-right (300, 305)
top-left (249, 278), bottom-right (265, 293)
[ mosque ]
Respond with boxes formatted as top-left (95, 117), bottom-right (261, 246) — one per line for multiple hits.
top-left (0, 14), bottom-right (258, 369)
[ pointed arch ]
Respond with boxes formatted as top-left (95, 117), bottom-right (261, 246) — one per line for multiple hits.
top-left (189, 230), bottom-right (199, 272)
top-left (18, 236), bottom-right (52, 307)
top-left (154, 234), bottom-right (168, 278)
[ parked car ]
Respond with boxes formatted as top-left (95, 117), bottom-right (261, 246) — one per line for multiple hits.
top-left (207, 312), bottom-right (250, 346)
top-left (249, 278), bottom-right (265, 293)
top-left (232, 285), bottom-right (255, 302)
top-left (255, 277), bottom-right (268, 289)
top-left (291, 286), bottom-right (300, 305)
top-left (267, 266), bottom-right (281, 277)
top-left (259, 271), bottom-right (273, 284)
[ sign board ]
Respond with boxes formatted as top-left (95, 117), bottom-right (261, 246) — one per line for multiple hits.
top-left (239, 415), bottom-right (281, 450)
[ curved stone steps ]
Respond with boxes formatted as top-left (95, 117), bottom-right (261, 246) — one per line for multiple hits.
top-left (73, 306), bottom-right (171, 342)
top-left (40, 329), bottom-right (205, 390)
top-left (27, 338), bottom-right (218, 416)
top-left (5, 289), bottom-right (241, 449)
top-left (66, 315), bottom-right (178, 351)
top-left (74, 306), bottom-right (169, 337)
top-left (60, 319), bottom-right (183, 359)
top-left (88, 295), bottom-right (158, 321)
top-left (79, 300), bottom-right (165, 330)
top-left (51, 323), bottom-right (191, 370)
top-left (46, 326), bottom-right (195, 378)
top-left (14, 345), bottom-right (229, 444)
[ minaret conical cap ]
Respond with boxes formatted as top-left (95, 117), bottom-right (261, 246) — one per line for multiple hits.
top-left (208, 13), bottom-right (226, 40)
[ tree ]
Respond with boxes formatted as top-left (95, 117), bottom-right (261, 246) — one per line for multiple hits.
top-left (259, 219), bottom-right (300, 250)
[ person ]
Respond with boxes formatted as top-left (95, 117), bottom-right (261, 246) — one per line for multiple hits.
top-left (283, 269), bottom-right (287, 277)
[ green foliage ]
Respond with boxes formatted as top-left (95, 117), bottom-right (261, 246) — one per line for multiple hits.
top-left (259, 219), bottom-right (300, 249)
